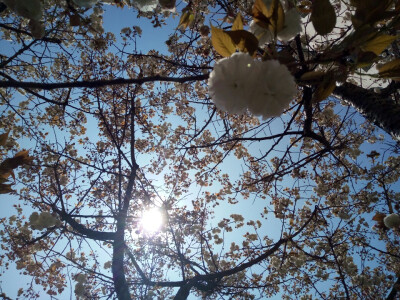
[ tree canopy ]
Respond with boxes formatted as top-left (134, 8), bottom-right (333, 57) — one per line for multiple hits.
top-left (1, 0), bottom-right (400, 299)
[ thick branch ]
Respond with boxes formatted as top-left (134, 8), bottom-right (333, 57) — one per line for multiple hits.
top-left (334, 82), bottom-right (400, 140)
top-left (111, 93), bottom-right (140, 300)
top-left (0, 74), bottom-right (209, 90)
top-left (387, 276), bottom-right (400, 300)
top-left (112, 226), bottom-right (132, 300)
top-left (55, 208), bottom-right (115, 241)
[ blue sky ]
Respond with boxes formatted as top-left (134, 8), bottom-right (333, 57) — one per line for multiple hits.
top-left (1, 2), bottom-right (400, 299)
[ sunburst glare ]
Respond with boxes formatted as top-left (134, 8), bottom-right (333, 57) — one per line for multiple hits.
top-left (139, 207), bottom-right (164, 234)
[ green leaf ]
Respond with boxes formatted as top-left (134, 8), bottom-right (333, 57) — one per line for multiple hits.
top-left (311, 0), bottom-right (336, 35)
top-left (211, 26), bottom-right (236, 57)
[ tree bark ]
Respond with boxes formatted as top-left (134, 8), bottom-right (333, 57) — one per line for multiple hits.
top-left (112, 222), bottom-right (132, 300)
top-left (333, 82), bottom-right (400, 141)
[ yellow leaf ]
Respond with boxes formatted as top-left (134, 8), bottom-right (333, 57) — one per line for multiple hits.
top-left (372, 212), bottom-right (386, 229)
top-left (355, 51), bottom-right (378, 68)
top-left (311, 0), bottom-right (336, 35)
top-left (211, 25), bottom-right (236, 57)
top-left (253, 0), bottom-right (270, 19)
top-left (0, 170), bottom-right (13, 180)
top-left (300, 71), bottom-right (326, 83)
top-left (312, 71), bottom-right (336, 103)
top-left (0, 183), bottom-right (13, 194)
top-left (232, 14), bottom-right (244, 31)
top-left (0, 132), bottom-right (9, 147)
top-left (0, 150), bottom-right (32, 174)
top-left (339, 25), bottom-right (376, 50)
top-left (252, 0), bottom-right (284, 36)
top-left (178, 9), bottom-right (194, 30)
top-left (360, 34), bottom-right (397, 55)
top-left (226, 30), bottom-right (259, 56)
top-left (269, 0), bottom-right (285, 36)
top-left (378, 59), bottom-right (400, 80)
top-left (351, 0), bottom-right (391, 27)
top-left (252, 0), bottom-right (271, 30)
top-left (14, 150), bottom-right (32, 164)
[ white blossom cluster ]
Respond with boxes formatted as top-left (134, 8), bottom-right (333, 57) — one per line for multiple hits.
top-left (75, 273), bottom-right (88, 298)
top-left (132, 0), bottom-right (159, 12)
top-left (250, 8), bottom-right (302, 44)
top-left (208, 53), bottom-right (297, 119)
top-left (384, 213), bottom-right (400, 229)
top-left (73, 0), bottom-right (99, 7)
top-left (1, 0), bottom-right (42, 20)
top-left (29, 212), bottom-right (61, 230)
top-left (1, 0), bottom-right (44, 38)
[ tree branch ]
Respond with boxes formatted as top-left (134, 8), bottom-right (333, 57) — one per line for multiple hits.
top-left (55, 208), bottom-right (115, 241)
top-left (0, 74), bottom-right (209, 90)
top-left (172, 206), bottom-right (318, 299)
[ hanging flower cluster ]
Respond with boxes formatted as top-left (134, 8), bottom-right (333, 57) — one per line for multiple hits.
top-left (208, 53), bottom-right (297, 119)
top-left (29, 211), bottom-right (61, 230)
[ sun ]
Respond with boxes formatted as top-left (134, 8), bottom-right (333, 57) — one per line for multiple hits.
top-left (139, 207), bottom-right (164, 234)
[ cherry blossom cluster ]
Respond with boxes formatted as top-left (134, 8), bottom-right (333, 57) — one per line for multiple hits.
top-left (72, 0), bottom-right (160, 11)
top-left (74, 273), bottom-right (88, 298)
top-left (29, 211), bottom-right (61, 230)
top-left (208, 53), bottom-right (297, 119)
